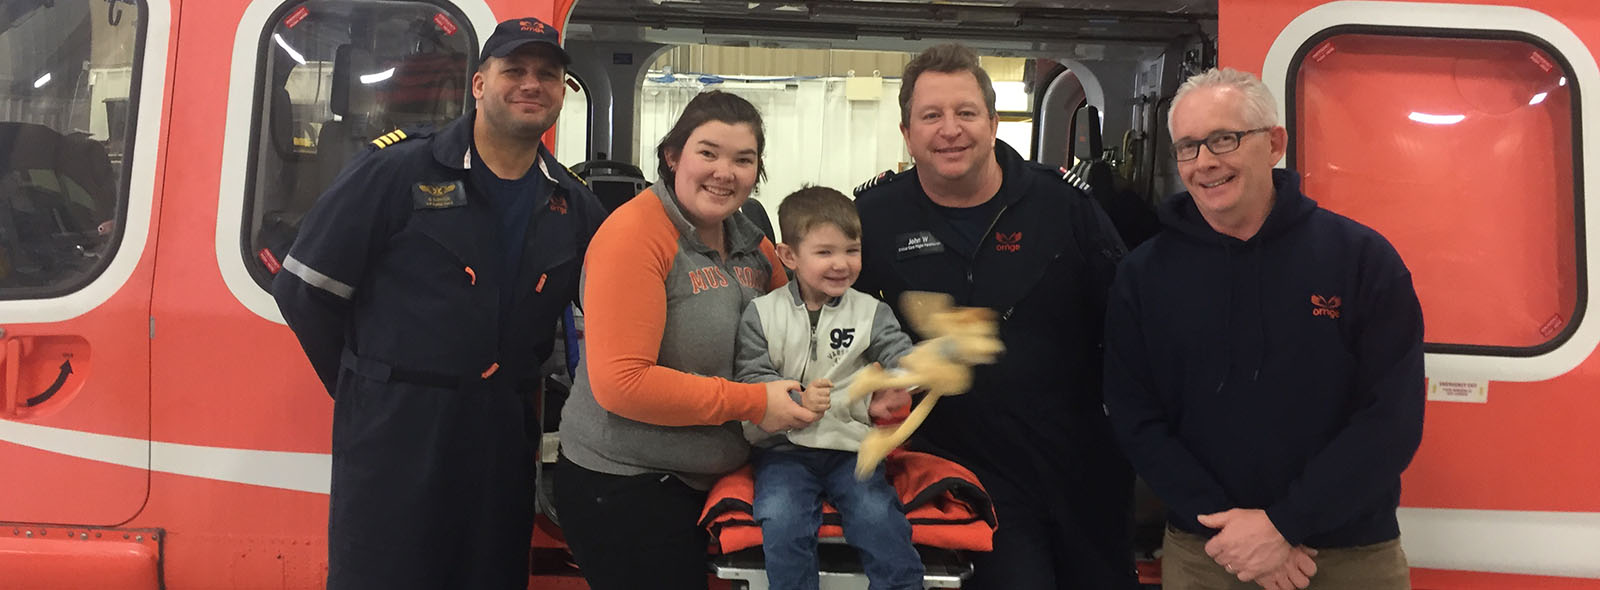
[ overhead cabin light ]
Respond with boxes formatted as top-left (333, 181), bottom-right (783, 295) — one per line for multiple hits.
top-left (1408, 112), bottom-right (1465, 125)
top-left (1530, 92), bottom-right (1549, 105)
top-left (33, 73), bottom-right (51, 88)
top-left (274, 34), bottom-right (307, 65)
top-left (360, 68), bottom-right (396, 84)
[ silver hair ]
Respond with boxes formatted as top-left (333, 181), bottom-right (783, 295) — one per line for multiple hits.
top-left (1167, 68), bottom-right (1279, 137)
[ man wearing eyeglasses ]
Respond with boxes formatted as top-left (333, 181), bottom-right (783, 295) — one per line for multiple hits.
top-left (1102, 68), bottom-right (1425, 590)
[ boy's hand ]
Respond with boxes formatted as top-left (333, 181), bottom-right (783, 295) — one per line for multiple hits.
top-left (869, 387), bottom-right (912, 422)
top-left (801, 379), bottom-right (833, 413)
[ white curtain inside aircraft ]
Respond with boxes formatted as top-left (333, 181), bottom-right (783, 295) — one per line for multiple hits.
top-left (632, 76), bottom-right (910, 242)
top-left (553, 73), bottom-right (1034, 243)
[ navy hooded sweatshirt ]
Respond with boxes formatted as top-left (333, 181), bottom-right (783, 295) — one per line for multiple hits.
top-left (1103, 169), bottom-right (1425, 548)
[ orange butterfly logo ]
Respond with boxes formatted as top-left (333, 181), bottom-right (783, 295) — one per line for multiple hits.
top-left (994, 232), bottom-right (1022, 253)
top-left (1311, 294), bottom-right (1342, 319)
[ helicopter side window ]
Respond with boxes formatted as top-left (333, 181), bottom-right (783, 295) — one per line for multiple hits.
top-left (242, 0), bottom-right (475, 287)
top-left (0, 0), bottom-right (144, 298)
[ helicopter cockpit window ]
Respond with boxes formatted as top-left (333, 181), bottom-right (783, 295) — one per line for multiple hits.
top-left (243, 0), bottom-right (475, 288)
top-left (0, 0), bottom-right (144, 299)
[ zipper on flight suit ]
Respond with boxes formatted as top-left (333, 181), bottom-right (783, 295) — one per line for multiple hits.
top-left (964, 203), bottom-right (1012, 290)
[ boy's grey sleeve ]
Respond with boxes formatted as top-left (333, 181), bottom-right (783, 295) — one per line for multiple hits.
top-left (734, 303), bottom-right (785, 384)
top-left (864, 300), bottom-right (916, 368)
top-left (841, 300), bottom-right (914, 426)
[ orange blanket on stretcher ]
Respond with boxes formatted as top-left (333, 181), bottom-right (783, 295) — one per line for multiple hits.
top-left (697, 450), bottom-right (998, 554)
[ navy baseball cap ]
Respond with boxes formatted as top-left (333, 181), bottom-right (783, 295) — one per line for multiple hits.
top-left (480, 17), bottom-right (571, 65)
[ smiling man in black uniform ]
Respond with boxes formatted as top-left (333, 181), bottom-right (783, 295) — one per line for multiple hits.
top-left (273, 17), bottom-right (603, 590)
top-left (853, 43), bottom-right (1138, 589)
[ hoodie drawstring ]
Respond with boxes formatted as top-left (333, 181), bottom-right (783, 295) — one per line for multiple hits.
top-left (1217, 242), bottom-right (1266, 393)
top-left (1217, 243), bottom-right (1234, 393)
top-left (1163, 170), bottom-right (1315, 394)
top-left (1252, 246), bottom-right (1265, 382)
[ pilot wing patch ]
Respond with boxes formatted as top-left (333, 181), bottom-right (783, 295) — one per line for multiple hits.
top-left (412, 181), bottom-right (467, 209)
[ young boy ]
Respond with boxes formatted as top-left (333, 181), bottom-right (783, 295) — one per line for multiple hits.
top-left (734, 186), bottom-right (923, 590)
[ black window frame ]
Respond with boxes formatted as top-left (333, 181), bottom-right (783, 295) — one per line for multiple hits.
top-left (556, 69), bottom-right (593, 164)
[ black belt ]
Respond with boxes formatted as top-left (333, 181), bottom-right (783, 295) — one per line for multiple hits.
top-left (340, 349), bottom-right (540, 392)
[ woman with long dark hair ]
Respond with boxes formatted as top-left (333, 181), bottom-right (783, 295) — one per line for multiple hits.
top-left (554, 90), bottom-right (821, 589)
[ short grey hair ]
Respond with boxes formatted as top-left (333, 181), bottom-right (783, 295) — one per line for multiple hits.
top-left (1167, 68), bottom-right (1279, 137)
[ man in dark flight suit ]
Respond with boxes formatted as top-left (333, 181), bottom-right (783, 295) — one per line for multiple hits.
top-left (854, 43), bottom-right (1139, 589)
top-left (273, 17), bottom-right (602, 590)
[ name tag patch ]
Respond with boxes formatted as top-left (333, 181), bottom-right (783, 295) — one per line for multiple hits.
top-left (895, 231), bottom-right (945, 259)
top-left (412, 181), bottom-right (467, 209)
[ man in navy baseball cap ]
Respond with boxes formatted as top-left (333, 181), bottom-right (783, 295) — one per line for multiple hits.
top-left (280, 10), bottom-right (605, 590)
top-left (472, 16), bottom-right (572, 141)
top-left (480, 16), bottom-right (572, 65)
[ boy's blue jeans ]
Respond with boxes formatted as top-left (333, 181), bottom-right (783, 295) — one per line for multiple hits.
top-left (753, 446), bottom-right (925, 590)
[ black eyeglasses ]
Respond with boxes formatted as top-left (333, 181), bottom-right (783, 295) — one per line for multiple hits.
top-left (1171, 127), bottom-right (1271, 162)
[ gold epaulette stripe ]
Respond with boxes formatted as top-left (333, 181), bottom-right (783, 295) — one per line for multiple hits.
top-left (565, 166), bottom-right (589, 186)
top-left (369, 129), bottom-right (408, 149)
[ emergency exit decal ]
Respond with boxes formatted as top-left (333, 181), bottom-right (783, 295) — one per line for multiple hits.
top-left (1427, 379), bottom-right (1488, 404)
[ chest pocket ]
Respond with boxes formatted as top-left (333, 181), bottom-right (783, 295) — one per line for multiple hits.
top-left (965, 225), bottom-right (1076, 318)
top-left (504, 198), bottom-right (587, 368)
top-left (403, 204), bottom-right (496, 291)
top-left (514, 198), bottom-right (582, 307)
top-left (360, 200), bottom-right (499, 372)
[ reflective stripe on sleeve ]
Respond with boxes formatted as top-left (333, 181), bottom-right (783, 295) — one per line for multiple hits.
top-left (283, 255), bottom-right (355, 300)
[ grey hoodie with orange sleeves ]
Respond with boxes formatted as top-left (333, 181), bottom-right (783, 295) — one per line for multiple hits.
top-left (558, 183), bottom-right (786, 490)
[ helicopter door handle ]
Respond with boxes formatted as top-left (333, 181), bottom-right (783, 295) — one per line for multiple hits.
top-left (1, 337), bottom-right (19, 417)
top-left (0, 335), bottom-right (87, 418)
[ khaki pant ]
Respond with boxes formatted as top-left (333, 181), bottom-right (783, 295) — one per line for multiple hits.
top-left (1161, 526), bottom-right (1410, 590)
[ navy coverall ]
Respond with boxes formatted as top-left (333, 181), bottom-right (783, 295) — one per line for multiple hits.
top-left (273, 111), bottom-right (602, 589)
top-left (854, 139), bottom-right (1138, 589)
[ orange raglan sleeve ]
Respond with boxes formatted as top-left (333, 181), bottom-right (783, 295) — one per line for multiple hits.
top-left (759, 238), bottom-right (787, 291)
top-left (582, 193), bottom-right (769, 426)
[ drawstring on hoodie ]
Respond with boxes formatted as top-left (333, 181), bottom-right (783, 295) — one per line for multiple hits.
top-left (1221, 239), bottom-right (1267, 390)
top-left (1218, 242), bottom-right (1234, 393)
top-left (1252, 246), bottom-right (1264, 382)
top-left (1169, 171), bottom-right (1314, 393)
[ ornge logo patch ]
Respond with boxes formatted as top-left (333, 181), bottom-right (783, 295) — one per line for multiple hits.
top-left (1311, 294), bottom-right (1341, 319)
top-left (994, 232), bottom-right (1022, 253)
